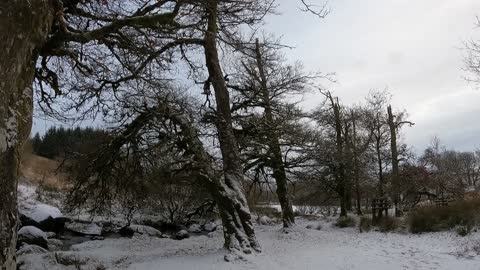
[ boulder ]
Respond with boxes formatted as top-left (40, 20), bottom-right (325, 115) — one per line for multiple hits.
top-left (119, 226), bottom-right (135, 237)
top-left (29, 203), bottom-right (62, 222)
top-left (65, 221), bottom-right (102, 236)
top-left (175, 230), bottom-right (190, 240)
top-left (187, 224), bottom-right (202, 233)
top-left (20, 203), bottom-right (66, 233)
top-left (257, 216), bottom-right (273, 225)
top-left (47, 238), bottom-right (64, 251)
top-left (39, 216), bottom-right (68, 233)
top-left (203, 221), bottom-right (218, 232)
top-left (120, 225), bottom-right (162, 237)
top-left (17, 226), bottom-right (48, 250)
top-left (16, 244), bottom-right (47, 256)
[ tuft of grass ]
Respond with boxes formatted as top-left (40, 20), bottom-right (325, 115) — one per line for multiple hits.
top-left (408, 199), bottom-right (480, 233)
top-left (455, 225), bottom-right (472, 237)
top-left (335, 216), bottom-right (356, 228)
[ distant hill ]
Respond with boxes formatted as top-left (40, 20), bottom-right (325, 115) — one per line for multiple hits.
top-left (20, 153), bottom-right (67, 190)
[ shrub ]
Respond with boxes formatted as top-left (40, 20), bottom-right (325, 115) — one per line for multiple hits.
top-left (379, 216), bottom-right (400, 232)
top-left (408, 199), bottom-right (480, 233)
top-left (455, 225), bottom-right (471, 237)
top-left (335, 216), bottom-right (356, 228)
top-left (359, 216), bottom-right (372, 232)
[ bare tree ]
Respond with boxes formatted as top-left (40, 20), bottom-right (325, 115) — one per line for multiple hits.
top-left (364, 91), bottom-right (391, 200)
top-left (387, 105), bottom-right (414, 217)
top-left (227, 37), bottom-right (316, 227)
top-left (309, 92), bottom-right (352, 217)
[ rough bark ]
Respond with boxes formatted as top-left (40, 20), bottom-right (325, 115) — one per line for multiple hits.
top-left (387, 105), bottom-right (401, 217)
top-left (0, 1), bottom-right (54, 268)
top-left (254, 39), bottom-right (295, 227)
top-left (203, 0), bottom-right (259, 252)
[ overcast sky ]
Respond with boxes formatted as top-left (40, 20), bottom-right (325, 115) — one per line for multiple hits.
top-left (32, 0), bottom-right (480, 154)
top-left (264, 0), bottom-right (480, 153)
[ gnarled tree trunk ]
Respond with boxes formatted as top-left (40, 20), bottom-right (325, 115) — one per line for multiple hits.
top-left (203, 0), bottom-right (259, 253)
top-left (0, 1), bottom-right (53, 268)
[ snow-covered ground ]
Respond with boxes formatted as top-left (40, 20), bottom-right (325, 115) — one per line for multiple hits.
top-left (16, 182), bottom-right (480, 270)
top-left (19, 217), bottom-right (480, 270)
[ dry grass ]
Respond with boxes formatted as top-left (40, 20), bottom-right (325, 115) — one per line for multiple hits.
top-left (20, 153), bottom-right (68, 191)
top-left (408, 198), bottom-right (480, 234)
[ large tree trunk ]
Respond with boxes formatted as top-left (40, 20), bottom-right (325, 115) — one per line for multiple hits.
top-left (254, 39), bottom-right (295, 228)
top-left (387, 105), bottom-right (401, 217)
top-left (203, 0), bottom-right (259, 253)
top-left (351, 114), bottom-right (362, 215)
top-left (374, 130), bottom-right (385, 219)
top-left (0, 1), bottom-right (54, 268)
top-left (330, 96), bottom-right (347, 217)
top-left (343, 123), bottom-right (353, 212)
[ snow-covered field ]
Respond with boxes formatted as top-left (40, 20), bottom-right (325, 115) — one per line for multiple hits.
top-left (19, 217), bottom-right (480, 270)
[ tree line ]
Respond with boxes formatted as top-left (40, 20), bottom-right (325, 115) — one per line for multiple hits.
top-left (31, 127), bottom-right (108, 159)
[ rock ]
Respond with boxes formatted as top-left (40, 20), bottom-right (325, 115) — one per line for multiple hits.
top-left (187, 224), bottom-right (202, 233)
top-left (19, 203), bottom-right (66, 233)
top-left (257, 216), bottom-right (273, 225)
top-left (28, 203), bottom-right (62, 222)
top-left (46, 232), bottom-right (56, 238)
top-left (19, 214), bottom-right (40, 229)
top-left (175, 230), bottom-right (190, 240)
top-left (129, 225), bottom-right (162, 237)
top-left (203, 221), bottom-right (217, 232)
top-left (39, 216), bottom-right (68, 233)
top-left (47, 239), bottom-right (63, 251)
top-left (119, 225), bottom-right (162, 237)
top-left (16, 244), bottom-right (47, 256)
top-left (65, 221), bottom-right (102, 236)
top-left (17, 226), bottom-right (48, 250)
top-left (101, 221), bottom-right (116, 234)
top-left (119, 226), bottom-right (135, 237)
top-left (54, 253), bottom-right (90, 267)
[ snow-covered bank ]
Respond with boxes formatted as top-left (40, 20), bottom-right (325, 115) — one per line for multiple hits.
top-left (18, 217), bottom-right (480, 270)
